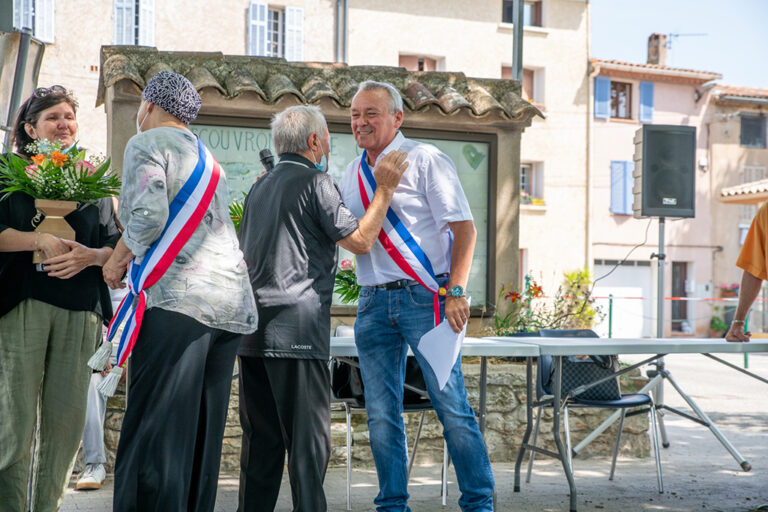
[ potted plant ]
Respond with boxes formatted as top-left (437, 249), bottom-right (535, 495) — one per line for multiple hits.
top-left (709, 308), bottom-right (728, 338)
top-left (718, 283), bottom-right (739, 298)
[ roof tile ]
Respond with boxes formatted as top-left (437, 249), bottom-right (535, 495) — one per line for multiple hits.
top-left (97, 46), bottom-right (542, 123)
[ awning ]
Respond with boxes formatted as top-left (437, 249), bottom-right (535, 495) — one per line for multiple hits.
top-left (719, 179), bottom-right (768, 205)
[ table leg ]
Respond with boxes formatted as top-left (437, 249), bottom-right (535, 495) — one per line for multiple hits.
top-left (552, 356), bottom-right (577, 512)
top-left (479, 356), bottom-right (488, 437)
top-left (514, 356), bottom-right (534, 492)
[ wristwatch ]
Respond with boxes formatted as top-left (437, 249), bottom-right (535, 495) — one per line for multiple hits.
top-left (447, 285), bottom-right (465, 298)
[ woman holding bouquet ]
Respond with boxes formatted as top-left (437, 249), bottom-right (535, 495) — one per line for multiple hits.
top-left (0, 86), bottom-right (120, 511)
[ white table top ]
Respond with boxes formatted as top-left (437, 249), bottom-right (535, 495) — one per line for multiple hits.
top-left (483, 336), bottom-right (768, 356)
top-left (330, 336), bottom-right (540, 358)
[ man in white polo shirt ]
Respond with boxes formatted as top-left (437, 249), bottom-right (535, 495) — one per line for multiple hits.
top-left (339, 81), bottom-right (494, 512)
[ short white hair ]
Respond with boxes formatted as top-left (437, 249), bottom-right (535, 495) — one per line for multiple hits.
top-left (271, 105), bottom-right (327, 156)
top-left (355, 81), bottom-right (404, 114)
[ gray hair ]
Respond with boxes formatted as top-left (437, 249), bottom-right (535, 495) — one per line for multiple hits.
top-left (271, 105), bottom-right (328, 156)
top-left (355, 81), bottom-right (404, 113)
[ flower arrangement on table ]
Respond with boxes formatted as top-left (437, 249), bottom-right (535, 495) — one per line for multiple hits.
top-left (334, 258), bottom-right (361, 304)
top-left (0, 139), bottom-right (120, 262)
top-left (492, 270), bottom-right (603, 335)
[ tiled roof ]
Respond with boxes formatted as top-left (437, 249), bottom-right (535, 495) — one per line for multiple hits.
top-left (97, 47), bottom-right (543, 123)
top-left (590, 58), bottom-right (722, 84)
top-left (712, 85), bottom-right (768, 102)
top-left (719, 179), bottom-right (768, 205)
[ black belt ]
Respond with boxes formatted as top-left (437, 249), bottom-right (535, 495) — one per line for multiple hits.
top-left (374, 273), bottom-right (450, 290)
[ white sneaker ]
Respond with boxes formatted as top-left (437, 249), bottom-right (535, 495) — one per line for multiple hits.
top-left (76, 463), bottom-right (106, 490)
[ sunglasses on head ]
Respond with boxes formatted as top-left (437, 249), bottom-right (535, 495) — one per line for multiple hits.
top-left (33, 85), bottom-right (68, 98)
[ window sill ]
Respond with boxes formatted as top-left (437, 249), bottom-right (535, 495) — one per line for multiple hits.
top-left (497, 23), bottom-right (550, 35)
top-left (609, 117), bottom-right (638, 124)
top-left (521, 204), bottom-right (547, 212)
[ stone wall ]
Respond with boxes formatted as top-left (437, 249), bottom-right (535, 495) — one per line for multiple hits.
top-left (76, 361), bottom-right (650, 474)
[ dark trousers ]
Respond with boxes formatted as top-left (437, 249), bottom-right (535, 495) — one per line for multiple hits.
top-left (113, 308), bottom-right (241, 512)
top-left (238, 356), bottom-right (331, 512)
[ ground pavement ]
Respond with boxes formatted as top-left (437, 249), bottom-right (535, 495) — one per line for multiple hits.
top-left (61, 352), bottom-right (768, 512)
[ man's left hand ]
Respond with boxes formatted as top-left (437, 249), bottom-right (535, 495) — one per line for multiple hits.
top-left (445, 295), bottom-right (469, 333)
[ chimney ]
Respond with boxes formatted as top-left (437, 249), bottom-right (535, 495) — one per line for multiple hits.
top-left (647, 33), bottom-right (667, 66)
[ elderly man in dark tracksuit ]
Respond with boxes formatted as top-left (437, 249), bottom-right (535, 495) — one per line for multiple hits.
top-left (236, 105), bottom-right (408, 512)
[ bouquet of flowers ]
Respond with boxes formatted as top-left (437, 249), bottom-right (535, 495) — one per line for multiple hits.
top-left (334, 258), bottom-right (360, 304)
top-left (0, 139), bottom-right (120, 203)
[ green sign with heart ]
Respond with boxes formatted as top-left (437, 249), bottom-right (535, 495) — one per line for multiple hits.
top-left (462, 144), bottom-right (486, 170)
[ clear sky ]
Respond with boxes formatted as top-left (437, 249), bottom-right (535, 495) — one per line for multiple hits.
top-left (591, 0), bottom-right (768, 89)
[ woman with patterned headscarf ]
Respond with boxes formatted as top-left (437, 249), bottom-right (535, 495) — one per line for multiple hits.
top-left (100, 71), bottom-right (257, 512)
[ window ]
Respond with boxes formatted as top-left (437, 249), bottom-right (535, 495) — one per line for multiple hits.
top-left (13, 0), bottom-right (54, 43)
top-left (610, 160), bottom-right (634, 215)
top-left (502, 66), bottom-right (540, 103)
top-left (266, 9), bottom-right (283, 57)
top-left (399, 55), bottom-right (438, 72)
top-left (114, 0), bottom-right (154, 46)
top-left (741, 114), bottom-right (767, 149)
top-left (502, 0), bottom-right (542, 27)
top-left (248, 2), bottom-right (303, 61)
top-left (610, 81), bottom-right (632, 119)
top-left (520, 162), bottom-right (543, 203)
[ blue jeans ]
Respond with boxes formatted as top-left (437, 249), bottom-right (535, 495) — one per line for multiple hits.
top-left (354, 280), bottom-right (494, 512)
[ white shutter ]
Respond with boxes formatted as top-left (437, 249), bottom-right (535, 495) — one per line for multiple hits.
top-left (34, 0), bottom-right (55, 43)
top-left (247, 1), bottom-right (268, 56)
top-left (138, 0), bottom-right (154, 46)
top-left (284, 6), bottom-right (304, 61)
top-left (14, 0), bottom-right (34, 30)
top-left (113, 0), bottom-right (135, 45)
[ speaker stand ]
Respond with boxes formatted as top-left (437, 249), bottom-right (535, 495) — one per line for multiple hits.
top-left (649, 217), bottom-right (670, 447)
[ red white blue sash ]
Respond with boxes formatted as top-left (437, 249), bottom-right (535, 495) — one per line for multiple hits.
top-left (107, 137), bottom-right (221, 368)
top-left (357, 151), bottom-right (443, 326)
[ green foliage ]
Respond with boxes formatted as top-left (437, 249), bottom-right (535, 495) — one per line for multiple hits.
top-left (333, 259), bottom-right (360, 304)
top-left (0, 140), bottom-right (119, 203)
top-left (229, 200), bottom-right (244, 232)
top-left (553, 268), bottom-right (603, 329)
top-left (710, 315), bottom-right (728, 331)
top-left (492, 269), bottom-right (604, 335)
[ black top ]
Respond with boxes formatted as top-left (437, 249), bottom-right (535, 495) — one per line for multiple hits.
top-left (237, 153), bottom-right (359, 359)
top-left (0, 190), bottom-right (120, 322)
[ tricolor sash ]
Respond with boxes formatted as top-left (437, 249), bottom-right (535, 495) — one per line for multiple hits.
top-left (357, 151), bottom-right (443, 326)
top-left (107, 137), bottom-right (221, 368)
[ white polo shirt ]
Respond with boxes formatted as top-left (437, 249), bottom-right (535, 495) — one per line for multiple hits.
top-left (338, 132), bottom-right (473, 287)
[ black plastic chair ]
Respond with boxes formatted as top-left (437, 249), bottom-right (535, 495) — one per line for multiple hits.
top-left (331, 325), bottom-right (449, 510)
top-left (525, 329), bottom-right (663, 493)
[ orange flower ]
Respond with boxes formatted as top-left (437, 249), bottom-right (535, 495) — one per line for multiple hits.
top-left (504, 291), bottom-right (522, 303)
top-left (530, 284), bottom-right (544, 297)
top-left (50, 151), bottom-right (67, 167)
top-left (31, 154), bottom-right (45, 165)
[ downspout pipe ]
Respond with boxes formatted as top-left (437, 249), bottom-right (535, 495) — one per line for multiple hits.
top-left (4, 28), bottom-right (32, 148)
top-left (343, 0), bottom-right (349, 63)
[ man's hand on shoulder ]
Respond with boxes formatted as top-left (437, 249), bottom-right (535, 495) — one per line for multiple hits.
top-left (373, 150), bottom-right (409, 192)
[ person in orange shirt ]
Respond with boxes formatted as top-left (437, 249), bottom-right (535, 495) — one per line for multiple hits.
top-left (726, 202), bottom-right (768, 342)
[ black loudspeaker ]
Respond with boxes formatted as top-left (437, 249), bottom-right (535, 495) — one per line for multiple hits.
top-left (633, 125), bottom-right (696, 218)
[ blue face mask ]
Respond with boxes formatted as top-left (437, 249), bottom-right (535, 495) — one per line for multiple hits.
top-left (311, 147), bottom-right (328, 172)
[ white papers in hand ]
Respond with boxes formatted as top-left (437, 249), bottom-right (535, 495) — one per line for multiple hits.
top-left (418, 301), bottom-right (469, 391)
